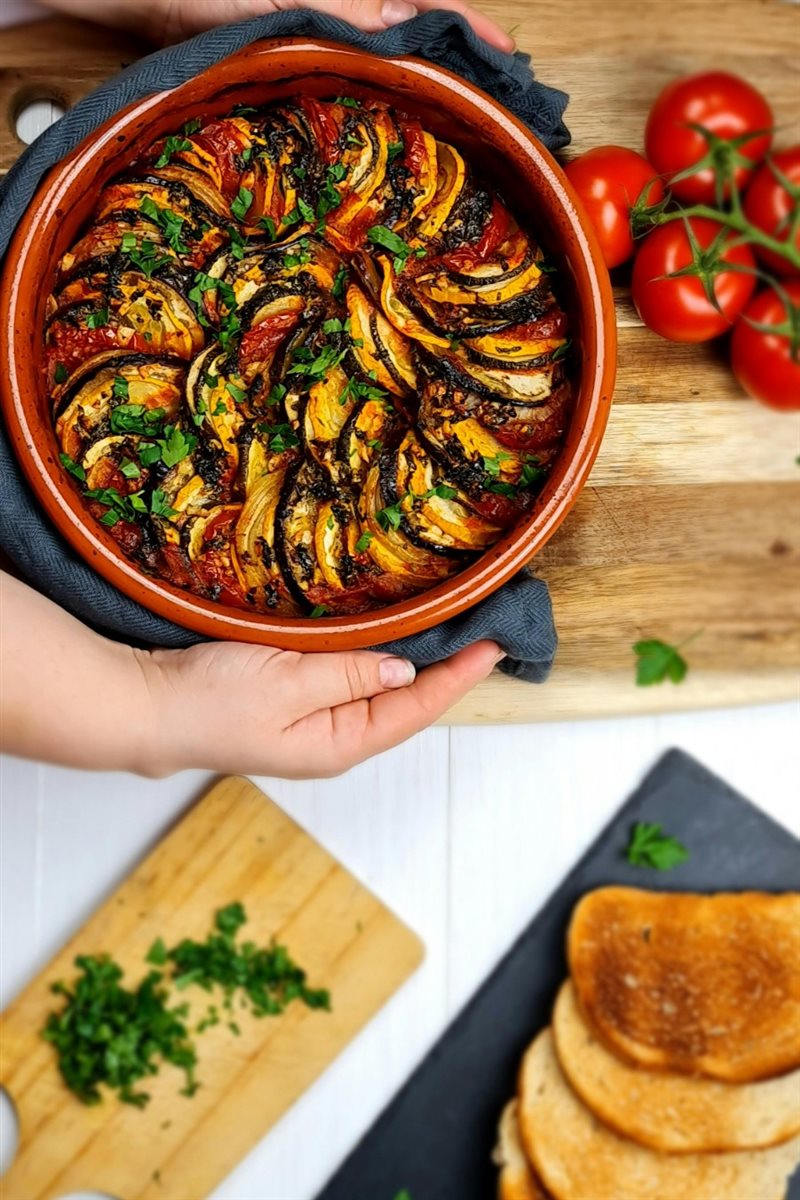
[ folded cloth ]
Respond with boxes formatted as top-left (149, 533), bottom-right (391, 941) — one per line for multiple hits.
top-left (0, 9), bottom-right (565, 683)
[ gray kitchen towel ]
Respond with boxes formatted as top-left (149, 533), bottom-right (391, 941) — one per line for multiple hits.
top-left (0, 8), bottom-right (566, 682)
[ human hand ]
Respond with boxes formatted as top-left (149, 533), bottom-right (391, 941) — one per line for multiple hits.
top-left (41, 0), bottom-right (515, 51)
top-left (136, 638), bottom-right (502, 777)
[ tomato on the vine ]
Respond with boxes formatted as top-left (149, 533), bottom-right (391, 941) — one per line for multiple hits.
top-left (645, 71), bottom-right (773, 204)
top-left (730, 283), bottom-right (800, 410)
top-left (564, 146), bottom-right (665, 269)
top-left (631, 217), bottom-right (757, 342)
top-left (742, 147), bottom-right (800, 278)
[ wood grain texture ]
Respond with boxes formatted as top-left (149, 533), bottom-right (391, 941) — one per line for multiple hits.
top-left (0, 775), bottom-right (424, 1200)
top-left (0, 3), bottom-right (798, 724)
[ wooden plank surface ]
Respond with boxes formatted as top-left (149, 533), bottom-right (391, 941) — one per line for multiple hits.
top-left (0, 775), bottom-right (424, 1200)
top-left (0, 3), bottom-right (798, 723)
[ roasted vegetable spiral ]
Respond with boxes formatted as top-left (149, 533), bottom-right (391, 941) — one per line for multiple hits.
top-left (46, 97), bottom-right (571, 616)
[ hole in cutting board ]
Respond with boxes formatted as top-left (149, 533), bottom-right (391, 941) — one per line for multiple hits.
top-left (58, 1194), bottom-right (118, 1200)
top-left (14, 97), bottom-right (66, 144)
top-left (0, 1088), bottom-right (18, 1174)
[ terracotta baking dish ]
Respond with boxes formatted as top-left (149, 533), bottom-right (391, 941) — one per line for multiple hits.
top-left (0, 38), bottom-right (616, 650)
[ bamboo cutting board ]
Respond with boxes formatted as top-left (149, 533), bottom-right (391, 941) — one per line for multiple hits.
top-left (0, 776), bottom-right (424, 1200)
top-left (0, 1), bottom-right (798, 724)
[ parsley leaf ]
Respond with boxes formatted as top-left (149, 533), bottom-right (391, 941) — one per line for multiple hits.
top-left (146, 937), bottom-right (168, 966)
top-left (633, 639), bottom-right (690, 686)
top-left (335, 96), bottom-right (360, 108)
top-left (332, 265), bottom-right (348, 301)
top-left (54, 361), bottom-right (69, 384)
top-left (59, 452), bottom-right (86, 483)
top-left (625, 822), bottom-right (689, 871)
top-left (355, 531), bottom-right (373, 553)
top-left (309, 605), bottom-right (329, 618)
top-left (551, 338), bottom-right (572, 362)
top-left (86, 308), bottom-right (109, 329)
top-left (150, 489), bottom-right (178, 519)
top-left (267, 424), bottom-right (300, 453)
top-left (182, 117), bottom-right (202, 135)
top-left (139, 196), bottom-right (189, 254)
top-left (123, 236), bottom-right (172, 279)
top-left (110, 404), bottom-right (166, 436)
top-left (387, 140), bottom-right (404, 162)
top-left (119, 458), bottom-right (141, 480)
top-left (260, 215), bottom-right (277, 241)
top-left (155, 135), bottom-right (193, 168)
top-left (159, 426), bottom-right (197, 468)
top-left (231, 187), bottom-right (254, 222)
top-left (226, 381), bottom-right (247, 404)
top-left (376, 500), bottom-right (405, 531)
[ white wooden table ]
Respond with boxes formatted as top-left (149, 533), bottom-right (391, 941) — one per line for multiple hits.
top-left (2, 9), bottom-right (800, 1199)
top-left (2, 702), bottom-right (799, 1200)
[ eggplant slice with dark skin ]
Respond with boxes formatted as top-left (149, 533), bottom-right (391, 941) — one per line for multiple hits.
top-left (46, 97), bottom-right (572, 614)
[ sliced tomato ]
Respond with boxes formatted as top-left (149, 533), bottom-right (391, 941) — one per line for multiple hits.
top-left (238, 312), bottom-right (302, 371)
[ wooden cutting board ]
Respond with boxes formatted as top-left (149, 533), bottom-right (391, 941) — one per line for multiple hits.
top-left (0, 775), bottom-right (424, 1200)
top-left (0, 1), bottom-right (798, 724)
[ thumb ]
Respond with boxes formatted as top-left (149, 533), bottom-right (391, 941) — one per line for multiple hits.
top-left (286, 647), bottom-right (417, 714)
top-left (278, 0), bottom-right (419, 33)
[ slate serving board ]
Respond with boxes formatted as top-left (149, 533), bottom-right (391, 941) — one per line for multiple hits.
top-left (316, 748), bottom-right (800, 1200)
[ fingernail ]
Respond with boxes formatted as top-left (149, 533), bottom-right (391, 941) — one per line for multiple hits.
top-left (494, 648), bottom-right (507, 665)
top-left (381, 0), bottom-right (418, 27)
top-left (379, 656), bottom-right (417, 688)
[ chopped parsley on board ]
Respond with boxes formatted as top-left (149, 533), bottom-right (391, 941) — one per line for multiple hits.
top-left (42, 904), bottom-right (330, 1107)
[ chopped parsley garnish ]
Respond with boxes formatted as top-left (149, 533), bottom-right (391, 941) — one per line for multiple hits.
top-left (336, 96), bottom-right (360, 108)
top-left (284, 237), bottom-right (312, 268)
top-left (309, 605), bottom-right (329, 618)
top-left (287, 342), bottom-right (348, 383)
top-left (625, 822), bottom-right (689, 871)
top-left (297, 196), bottom-right (315, 223)
top-left (420, 484), bottom-right (457, 501)
top-left (231, 186), bottom-right (254, 222)
top-left (267, 382), bottom-right (287, 407)
top-left (43, 904), bottom-right (329, 1109)
top-left (219, 310), bottom-right (242, 352)
top-left (59, 452), bottom-right (86, 483)
top-left (633, 637), bottom-right (693, 686)
top-left (267, 423), bottom-right (300, 453)
top-left (155, 135), bottom-right (193, 168)
top-left (387, 141), bottom-right (404, 162)
top-left (332, 265), bottom-right (348, 301)
top-left (481, 452), bottom-right (512, 477)
top-left (366, 224), bottom-right (425, 274)
top-left (150, 489), bottom-right (179, 519)
top-left (85, 486), bottom-right (147, 526)
top-left (139, 196), bottom-right (189, 254)
top-left (213, 400), bottom-right (228, 416)
top-left (227, 225), bottom-right (247, 261)
top-left (226, 380), bottom-right (247, 404)
top-left (487, 480), bottom-right (518, 497)
top-left (355, 531), bottom-right (373, 553)
top-left (112, 376), bottom-right (130, 400)
top-left (520, 457), bottom-right (546, 488)
top-left (260, 215), bottom-right (277, 241)
top-left (139, 442), bottom-right (163, 466)
top-left (86, 308), bottom-right (109, 329)
top-left (366, 438), bottom-right (382, 450)
top-left (54, 361), bottom-right (69, 384)
top-left (119, 458), bottom-right (141, 480)
top-left (293, 165), bottom-right (307, 181)
top-left (376, 500), bottom-right (405, 531)
top-left (159, 426), bottom-right (197, 468)
top-left (337, 375), bottom-right (387, 406)
top-left (551, 338), bottom-right (572, 362)
top-left (204, 371), bottom-right (220, 390)
top-left (42, 955), bottom-right (197, 1108)
top-left (122, 235), bottom-right (172, 279)
top-left (189, 270), bottom-right (237, 314)
top-left (282, 205), bottom-right (303, 229)
top-left (182, 117), bottom-right (202, 135)
top-left (110, 404), bottom-right (166, 437)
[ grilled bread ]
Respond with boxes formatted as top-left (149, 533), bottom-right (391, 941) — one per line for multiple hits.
top-left (518, 1029), bottom-right (800, 1200)
top-left (553, 979), bottom-right (800, 1153)
top-left (567, 887), bottom-right (800, 1082)
top-left (494, 1100), bottom-right (552, 1200)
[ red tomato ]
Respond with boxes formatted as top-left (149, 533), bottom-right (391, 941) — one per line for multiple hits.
top-left (645, 72), bottom-right (773, 204)
top-left (730, 283), bottom-right (800, 410)
top-left (631, 217), bottom-right (757, 342)
top-left (742, 147), bottom-right (800, 277)
top-left (565, 146), bottom-right (665, 268)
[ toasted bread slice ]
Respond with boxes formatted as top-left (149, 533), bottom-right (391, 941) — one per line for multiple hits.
top-left (518, 1029), bottom-right (800, 1200)
top-left (553, 980), bottom-right (800, 1153)
top-left (567, 887), bottom-right (800, 1082)
top-left (494, 1100), bottom-right (553, 1200)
